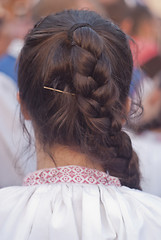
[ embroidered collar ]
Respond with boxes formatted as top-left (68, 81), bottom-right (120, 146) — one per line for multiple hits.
top-left (23, 165), bottom-right (121, 187)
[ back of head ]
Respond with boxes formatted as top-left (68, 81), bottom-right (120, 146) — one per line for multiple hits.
top-left (18, 9), bottom-right (141, 189)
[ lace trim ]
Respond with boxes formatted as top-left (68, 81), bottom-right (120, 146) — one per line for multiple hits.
top-left (23, 165), bottom-right (121, 187)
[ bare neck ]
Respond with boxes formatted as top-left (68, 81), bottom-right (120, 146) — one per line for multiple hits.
top-left (36, 143), bottom-right (104, 172)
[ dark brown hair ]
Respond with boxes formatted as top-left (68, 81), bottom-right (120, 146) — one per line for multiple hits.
top-left (18, 10), bottom-right (141, 189)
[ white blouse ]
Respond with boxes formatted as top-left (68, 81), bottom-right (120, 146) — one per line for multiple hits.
top-left (0, 165), bottom-right (161, 240)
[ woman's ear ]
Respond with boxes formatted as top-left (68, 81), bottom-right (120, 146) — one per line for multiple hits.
top-left (17, 92), bottom-right (31, 120)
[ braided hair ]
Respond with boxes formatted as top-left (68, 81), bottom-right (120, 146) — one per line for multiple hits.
top-left (18, 10), bottom-right (141, 189)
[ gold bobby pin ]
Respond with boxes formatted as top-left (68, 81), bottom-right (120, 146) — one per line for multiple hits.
top-left (43, 86), bottom-right (75, 96)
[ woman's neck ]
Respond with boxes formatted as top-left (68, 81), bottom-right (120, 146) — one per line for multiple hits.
top-left (36, 143), bottom-right (105, 172)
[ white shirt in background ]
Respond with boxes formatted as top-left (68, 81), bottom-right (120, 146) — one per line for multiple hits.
top-left (129, 130), bottom-right (161, 197)
top-left (0, 72), bottom-right (36, 187)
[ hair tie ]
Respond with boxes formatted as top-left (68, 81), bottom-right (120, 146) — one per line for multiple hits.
top-left (68, 23), bottom-right (92, 42)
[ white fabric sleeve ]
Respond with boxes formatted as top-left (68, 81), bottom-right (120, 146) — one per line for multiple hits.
top-left (0, 184), bottom-right (161, 240)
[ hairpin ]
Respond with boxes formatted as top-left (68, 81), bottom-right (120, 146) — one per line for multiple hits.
top-left (43, 86), bottom-right (75, 96)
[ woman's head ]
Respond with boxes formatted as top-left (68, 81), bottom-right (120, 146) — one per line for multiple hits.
top-left (18, 10), bottom-right (140, 189)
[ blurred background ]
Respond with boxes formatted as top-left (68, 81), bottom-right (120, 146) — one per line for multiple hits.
top-left (1, 0), bottom-right (161, 197)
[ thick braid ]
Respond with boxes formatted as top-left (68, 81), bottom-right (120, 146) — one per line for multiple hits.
top-left (71, 27), bottom-right (119, 132)
top-left (110, 131), bottom-right (141, 189)
top-left (70, 26), bottom-right (141, 189)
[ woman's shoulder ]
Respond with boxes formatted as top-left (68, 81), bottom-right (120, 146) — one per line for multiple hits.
top-left (0, 184), bottom-right (161, 239)
top-left (1, 184), bottom-right (161, 215)
top-left (1, 184), bottom-right (161, 217)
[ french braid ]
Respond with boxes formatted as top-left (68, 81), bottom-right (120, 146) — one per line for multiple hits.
top-left (70, 24), bottom-right (141, 189)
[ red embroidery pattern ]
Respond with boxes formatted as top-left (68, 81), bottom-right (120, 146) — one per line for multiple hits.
top-left (23, 165), bottom-right (121, 187)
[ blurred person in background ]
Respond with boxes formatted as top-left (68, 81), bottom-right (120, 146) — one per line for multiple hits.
top-left (0, 0), bottom-right (34, 82)
top-left (126, 3), bottom-right (161, 79)
top-left (129, 76), bottom-right (161, 197)
top-left (32, 0), bottom-right (106, 22)
top-left (0, 0), bottom-right (36, 187)
top-left (99, 0), bottom-right (161, 79)
top-left (98, 0), bottom-right (161, 114)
